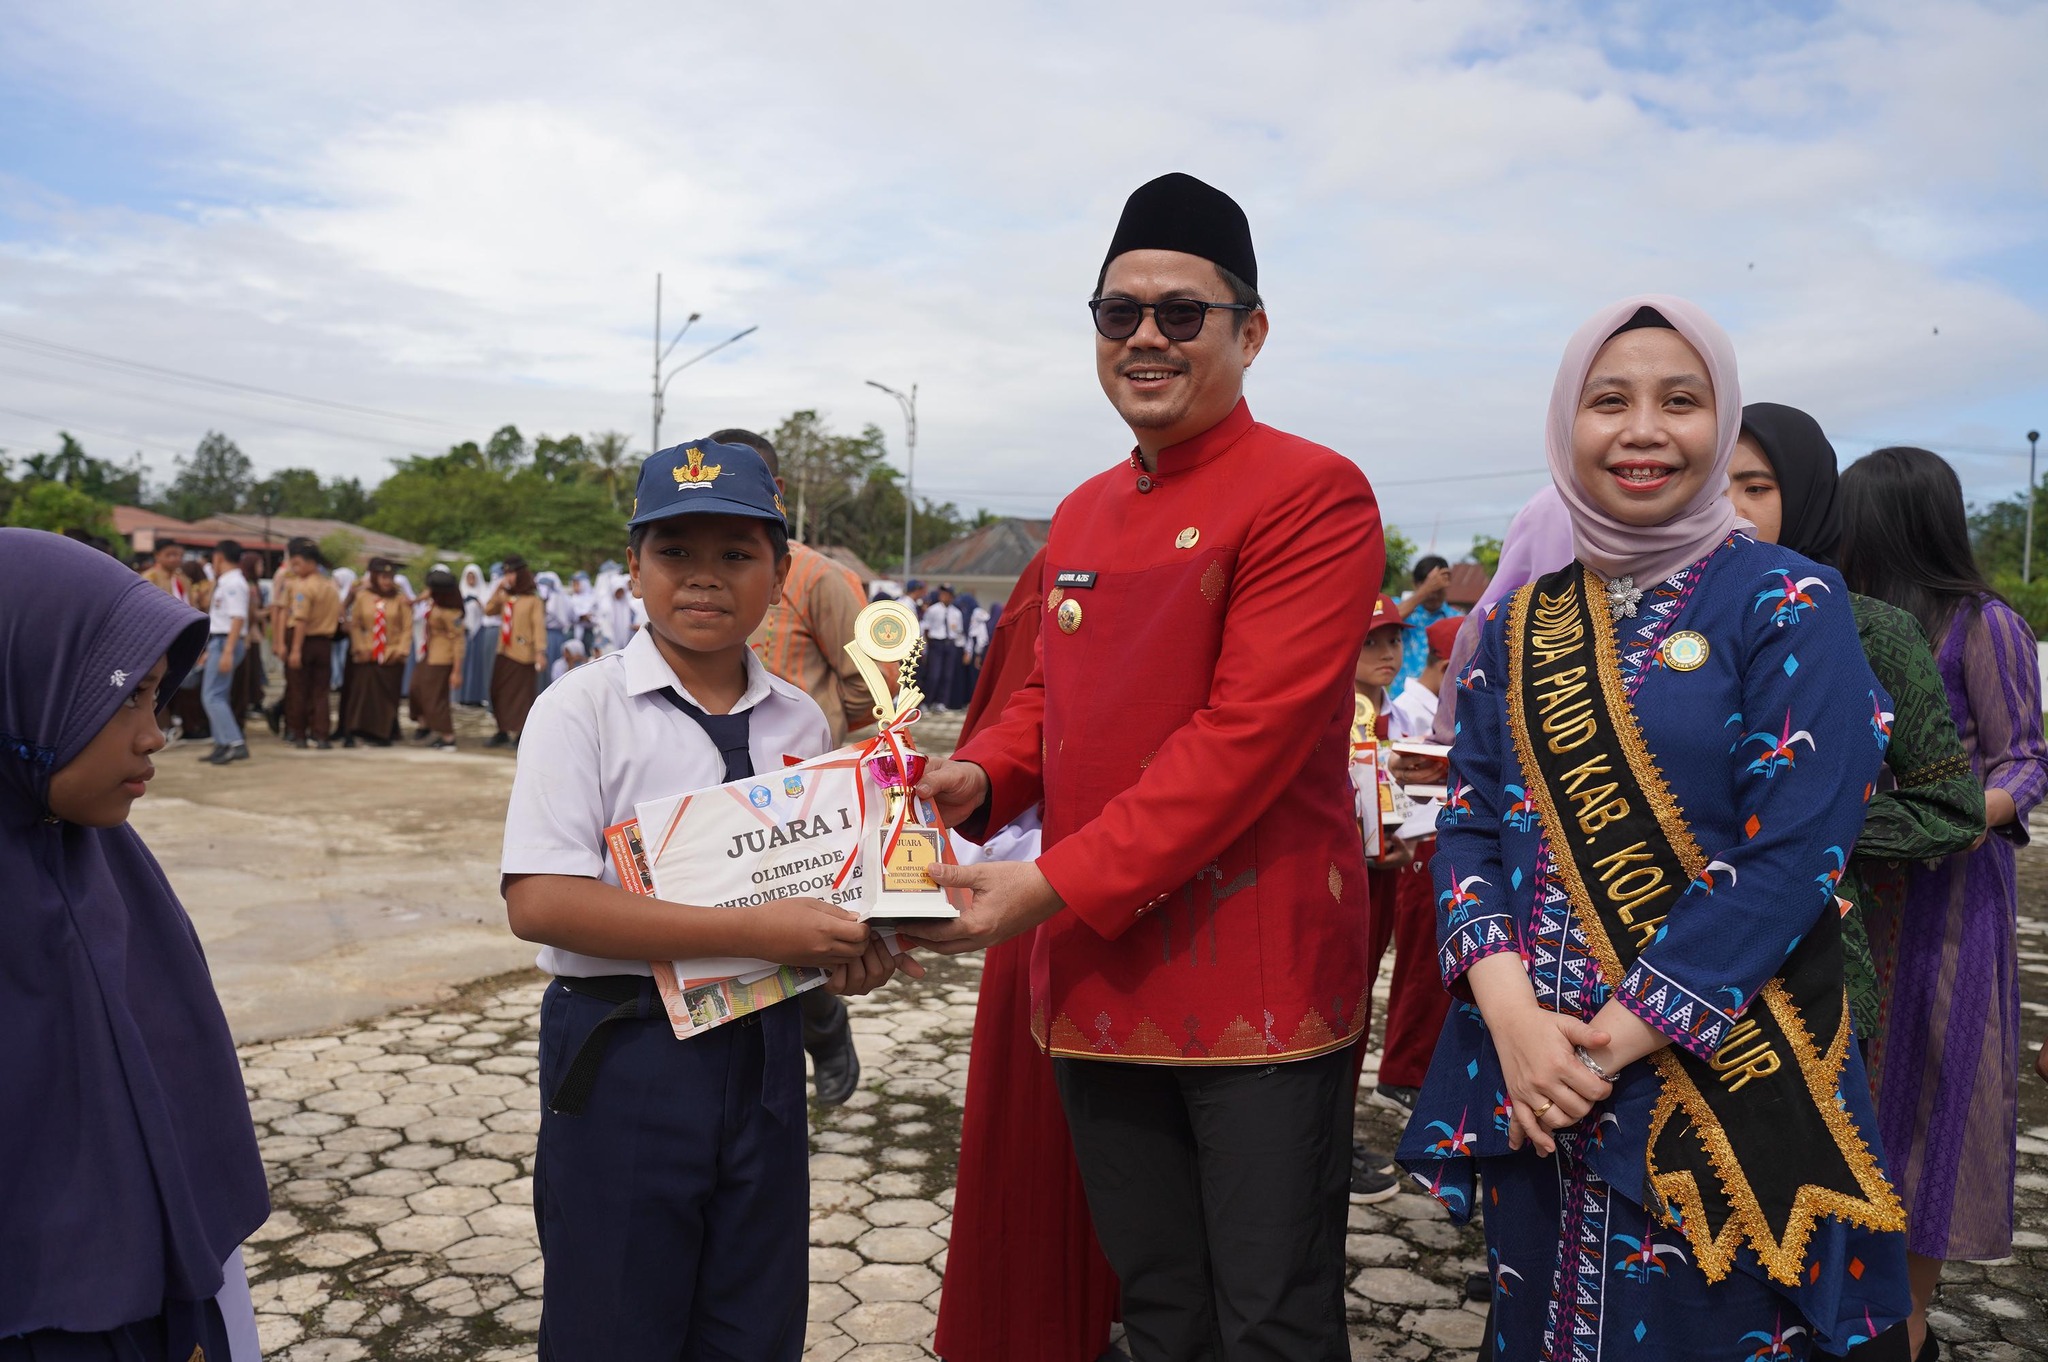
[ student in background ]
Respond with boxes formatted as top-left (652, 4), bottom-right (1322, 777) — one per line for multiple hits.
top-left (329, 565), bottom-right (357, 695)
top-left (1395, 554), bottom-right (1462, 690)
top-left (1841, 446), bottom-right (2047, 1357)
top-left (198, 539), bottom-right (251, 767)
top-left (1371, 613), bottom-right (1464, 1119)
top-left (499, 438), bottom-right (911, 1359)
top-left (0, 529), bottom-right (269, 1362)
top-left (1348, 592), bottom-right (1409, 1206)
top-left (486, 556), bottom-right (546, 749)
top-left (458, 564), bottom-right (495, 705)
top-left (283, 538), bottom-right (341, 750)
top-left (343, 557), bottom-right (410, 747)
top-left (536, 571), bottom-right (572, 693)
top-left (141, 541), bottom-right (188, 601)
top-left (549, 637), bottom-right (589, 684)
top-left (232, 549), bottom-right (268, 734)
top-left (410, 569), bottom-right (466, 750)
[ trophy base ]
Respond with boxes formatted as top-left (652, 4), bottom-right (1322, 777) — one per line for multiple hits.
top-left (870, 826), bottom-right (958, 919)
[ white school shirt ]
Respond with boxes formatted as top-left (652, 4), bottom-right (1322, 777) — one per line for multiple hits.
top-left (499, 627), bottom-right (832, 979)
top-left (1386, 676), bottom-right (1440, 741)
top-left (208, 569), bottom-right (249, 637)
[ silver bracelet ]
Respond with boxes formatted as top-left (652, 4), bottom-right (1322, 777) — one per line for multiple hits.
top-left (1574, 1045), bottom-right (1618, 1083)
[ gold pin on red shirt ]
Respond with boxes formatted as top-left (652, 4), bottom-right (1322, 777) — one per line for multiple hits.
top-left (1176, 527), bottom-right (1200, 549)
top-left (1057, 598), bottom-right (1084, 634)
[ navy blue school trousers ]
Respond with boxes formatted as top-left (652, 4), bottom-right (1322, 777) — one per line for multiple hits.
top-left (534, 977), bottom-right (808, 1361)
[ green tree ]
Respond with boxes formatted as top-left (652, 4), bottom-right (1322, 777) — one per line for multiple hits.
top-left (1382, 525), bottom-right (1418, 592)
top-left (532, 433), bottom-right (588, 483)
top-left (246, 467), bottom-right (331, 517)
top-left (484, 425), bottom-right (527, 472)
top-left (17, 432), bottom-right (147, 505)
top-left (161, 431), bottom-right (254, 522)
top-left (580, 431), bottom-right (635, 509)
top-left (1467, 533), bottom-right (1503, 574)
top-left (327, 477), bottom-right (373, 523)
top-left (7, 480), bottom-right (115, 539)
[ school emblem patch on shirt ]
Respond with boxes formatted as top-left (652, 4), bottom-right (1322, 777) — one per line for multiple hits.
top-left (672, 446), bottom-right (722, 488)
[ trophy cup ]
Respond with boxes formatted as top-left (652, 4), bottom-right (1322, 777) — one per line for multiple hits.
top-left (843, 600), bottom-right (958, 919)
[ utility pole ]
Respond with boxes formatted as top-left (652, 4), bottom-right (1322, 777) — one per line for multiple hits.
top-left (2028, 429), bottom-right (2041, 584)
top-left (867, 380), bottom-right (918, 580)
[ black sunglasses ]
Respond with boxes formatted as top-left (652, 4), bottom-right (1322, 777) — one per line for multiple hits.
top-left (1089, 296), bottom-right (1255, 342)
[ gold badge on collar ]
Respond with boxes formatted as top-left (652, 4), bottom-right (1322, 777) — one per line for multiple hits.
top-left (1660, 630), bottom-right (1710, 671)
top-left (1175, 526), bottom-right (1200, 550)
top-left (1056, 597), bottom-right (1084, 635)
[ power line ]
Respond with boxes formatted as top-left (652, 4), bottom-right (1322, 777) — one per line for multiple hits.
top-left (0, 361), bottom-right (435, 456)
top-left (0, 328), bottom-right (466, 432)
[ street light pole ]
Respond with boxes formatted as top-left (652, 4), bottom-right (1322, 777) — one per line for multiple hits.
top-left (867, 380), bottom-right (918, 580)
top-left (650, 273), bottom-right (703, 453)
top-left (2028, 429), bottom-right (2042, 585)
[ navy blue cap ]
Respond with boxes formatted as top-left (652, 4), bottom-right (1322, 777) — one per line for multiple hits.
top-left (626, 438), bottom-right (789, 531)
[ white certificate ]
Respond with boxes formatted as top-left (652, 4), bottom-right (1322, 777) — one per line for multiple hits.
top-left (635, 752), bottom-right (869, 985)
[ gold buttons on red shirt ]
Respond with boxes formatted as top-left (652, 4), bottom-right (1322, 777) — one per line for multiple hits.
top-left (1056, 598), bottom-right (1083, 634)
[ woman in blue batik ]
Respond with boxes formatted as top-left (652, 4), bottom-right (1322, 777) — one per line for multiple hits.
top-left (1398, 296), bottom-right (1913, 1361)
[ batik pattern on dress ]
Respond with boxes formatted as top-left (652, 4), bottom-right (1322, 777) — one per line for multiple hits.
top-left (1869, 597), bottom-right (2047, 1259)
top-left (1398, 534), bottom-right (1910, 1354)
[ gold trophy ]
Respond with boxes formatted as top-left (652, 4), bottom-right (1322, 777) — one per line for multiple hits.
top-left (843, 601), bottom-right (958, 919)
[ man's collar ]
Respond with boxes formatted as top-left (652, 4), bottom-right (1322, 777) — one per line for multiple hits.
top-left (1137, 398), bottom-right (1256, 479)
top-left (622, 628), bottom-right (774, 713)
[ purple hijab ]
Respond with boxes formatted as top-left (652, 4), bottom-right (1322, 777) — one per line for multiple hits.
top-left (1431, 486), bottom-right (1577, 744)
top-left (0, 529), bottom-right (268, 1336)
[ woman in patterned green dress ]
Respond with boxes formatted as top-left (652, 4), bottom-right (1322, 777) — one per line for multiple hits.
top-left (1725, 402), bottom-right (1984, 1043)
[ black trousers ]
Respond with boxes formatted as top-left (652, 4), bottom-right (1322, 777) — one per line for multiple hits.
top-left (1054, 1046), bottom-right (1352, 1362)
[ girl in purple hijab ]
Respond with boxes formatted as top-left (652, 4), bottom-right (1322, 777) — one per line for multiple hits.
top-left (0, 530), bottom-right (269, 1361)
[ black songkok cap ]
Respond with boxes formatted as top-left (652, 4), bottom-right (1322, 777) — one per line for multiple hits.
top-left (1099, 173), bottom-right (1257, 292)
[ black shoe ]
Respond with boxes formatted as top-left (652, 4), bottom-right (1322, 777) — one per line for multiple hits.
top-left (429, 737), bottom-right (455, 750)
top-left (804, 995), bottom-right (862, 1107)
top-left (1350, 1147), bottom-right (1401, 1204)
top-left (1466, 1271), bottom-right (1491, 1301)
top-left (413, 728), bottom-right (435, 742)
top-left (342, 735), bottom-right (358, 748)
top-left (1370, 1083), bottom-right (1420, 1116)
top-left (196, 745), bottom-right (224, 762)
top-left (264, 703), bottom-right (282, 736)
top-left (208, 744), bottom-right (249, 766)
top-left (314, 739), bottom-right (333, 750)
top-left (485, 733), bottom-right (510, 749)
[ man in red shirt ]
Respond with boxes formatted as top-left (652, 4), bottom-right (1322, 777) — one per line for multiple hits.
top-left (914, 174), bottom-right (1384, 1359)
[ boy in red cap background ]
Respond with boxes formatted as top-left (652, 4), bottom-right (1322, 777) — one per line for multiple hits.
top-left (1370, 612), bottom-right (1462, 1116)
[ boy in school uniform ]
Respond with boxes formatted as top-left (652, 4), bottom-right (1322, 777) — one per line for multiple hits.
top-left (500, 437), bottom-right (916, 1361)
top-left (284, 538), bottom-right (342, 749)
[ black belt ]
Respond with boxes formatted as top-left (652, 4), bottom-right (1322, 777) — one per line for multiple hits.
top-left (548, 974), bottom-right (761, 1115)
top-left (548, 975), bottom-right (649, 1116)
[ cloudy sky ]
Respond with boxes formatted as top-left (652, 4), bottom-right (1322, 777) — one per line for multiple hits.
top-left (2, 0), bottom-right (2044, 553)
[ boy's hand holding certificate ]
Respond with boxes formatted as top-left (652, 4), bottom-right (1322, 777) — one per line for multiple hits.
top-left (610, 602), bottom-right (961, 1038)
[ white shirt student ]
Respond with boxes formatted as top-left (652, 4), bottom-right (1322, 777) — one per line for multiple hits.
top-left (208, 565), bottom-right (250, 639)
top-left (922, 599), bottom-right (961, 642)
top-left (1386, 674), bottom-right (1440, 741)
top-left (500, 627), bottom-right (829, 980)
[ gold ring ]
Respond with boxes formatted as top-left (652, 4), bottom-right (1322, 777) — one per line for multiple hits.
top-left (1532, 1099), bottom-right (1554, 1117)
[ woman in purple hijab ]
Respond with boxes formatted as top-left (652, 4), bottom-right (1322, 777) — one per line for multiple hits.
top-left (1841, 449), bottom-right (2047, 1358)
top-left (0, 530), bottom-right (269, 1361)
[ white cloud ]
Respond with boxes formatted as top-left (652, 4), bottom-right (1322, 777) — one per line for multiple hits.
top-left (0, 0), bottom-right (2042, 542)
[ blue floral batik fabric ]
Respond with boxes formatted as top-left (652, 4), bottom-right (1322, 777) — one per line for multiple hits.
top-left (1397, 535), bottom-right (1911, 1361)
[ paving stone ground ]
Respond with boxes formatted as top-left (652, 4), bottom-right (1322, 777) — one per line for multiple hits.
top-left (236, 841), bottom-right (2048, 1361)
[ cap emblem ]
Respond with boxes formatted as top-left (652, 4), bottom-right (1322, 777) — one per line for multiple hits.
top-left (672, 446), bottom-right (722, 489)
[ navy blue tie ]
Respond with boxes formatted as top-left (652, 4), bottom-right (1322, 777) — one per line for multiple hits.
top-left (659, 689), bottom-right (754, 782)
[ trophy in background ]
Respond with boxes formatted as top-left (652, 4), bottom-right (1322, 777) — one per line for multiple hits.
top-left (843, 600), bottom-right (959, 919)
